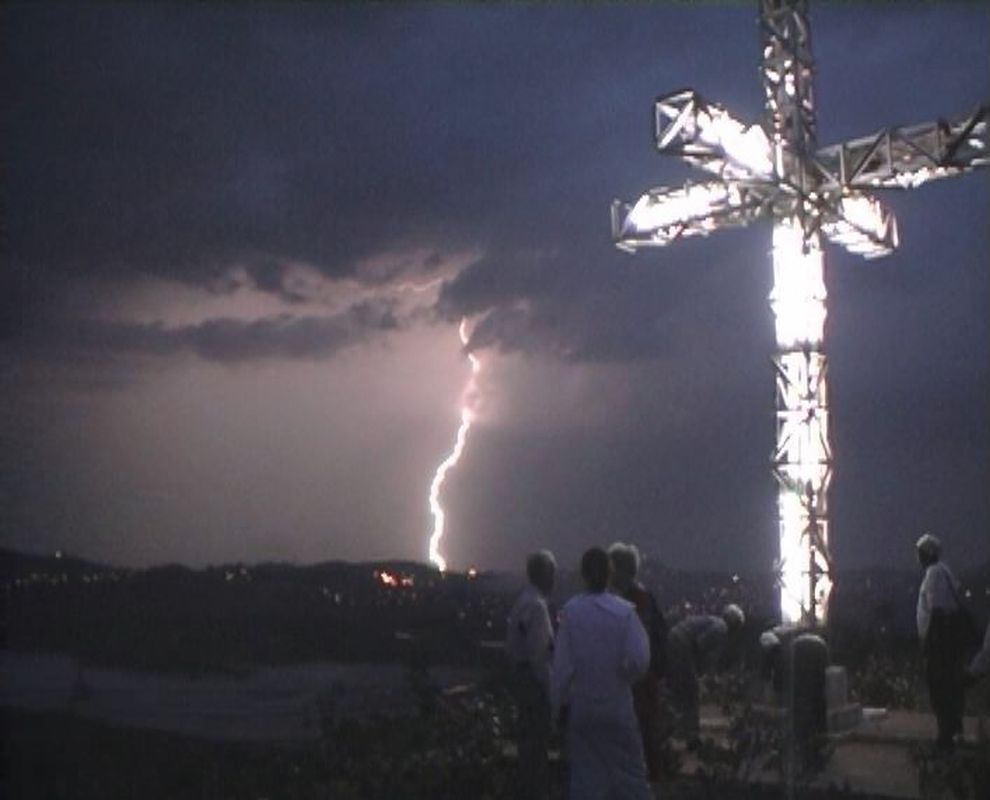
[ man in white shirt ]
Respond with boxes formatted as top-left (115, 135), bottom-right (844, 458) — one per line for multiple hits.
top-left (969, 621), bottom-right (990, 681)
top-left (915, 533), bottom-right (966, 753)
top-left (966, 621), bottom-right (990, 742)
top-left (608, 541), bottom-right (668, 785)
top-left (506, 550), bottom-right (557, 800)
top-left (551, 547), bottom-right (652, 800)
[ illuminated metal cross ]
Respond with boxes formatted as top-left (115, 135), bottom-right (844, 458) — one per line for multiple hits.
top-left (611, 0), bottom-right (988, 625)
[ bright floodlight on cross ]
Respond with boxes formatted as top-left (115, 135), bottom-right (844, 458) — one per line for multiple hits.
top-left (611, 0), bottom-right (988, 626)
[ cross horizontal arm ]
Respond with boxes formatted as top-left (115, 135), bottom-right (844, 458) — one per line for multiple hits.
top-left (612, 181), bottom-right (766, 252)
top-left (809, 105), bottom-right (989, 190)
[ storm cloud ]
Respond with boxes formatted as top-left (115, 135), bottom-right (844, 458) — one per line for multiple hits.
top-left (20, 301), bottom-right (399, 362)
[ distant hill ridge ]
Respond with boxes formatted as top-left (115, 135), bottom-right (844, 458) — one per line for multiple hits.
top-left (3, 545), bottom-right (988, 589)
top-left (2, 545), bottom-right (987, 674)
top-left (0, 547), bottom-right (990, 578)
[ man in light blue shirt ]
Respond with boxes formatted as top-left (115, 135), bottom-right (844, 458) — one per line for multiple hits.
top-left (969, 622), bottom-right (990, 681)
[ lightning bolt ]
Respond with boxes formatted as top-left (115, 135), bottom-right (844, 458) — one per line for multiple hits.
top-left (427, 318), bottom-right (480, 572)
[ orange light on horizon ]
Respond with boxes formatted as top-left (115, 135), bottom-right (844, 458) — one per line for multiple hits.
top-left (374, 569), bottom-right (414, 589)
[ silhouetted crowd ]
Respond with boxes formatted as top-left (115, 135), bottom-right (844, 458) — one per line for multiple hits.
top-left (506, 535), bottom-right (990, 799)
top-left (505, 544), bottom-right (744, 799)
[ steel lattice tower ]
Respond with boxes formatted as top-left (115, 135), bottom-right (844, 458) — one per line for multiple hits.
top-left (611, 0), bottom-right (988, 625)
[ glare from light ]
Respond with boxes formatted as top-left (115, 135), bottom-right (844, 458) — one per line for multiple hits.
top-left (656, 93), bottom-right (774, 180)
top-left (625, 183), bottom-right (738, 238)
top-left (777, 495), bottom-right (833, 625)
top-left (776, 354), bottom-right (828, 479)
top-left (883, 166), bottom-right (955, 189)
top-left (778, 491), bottom-right (806, 624)
top-left (822, 194), bottom-right (899, 258)
top-left (769, 219), bottom-right (826, 348)
top-left (694, 106), bottom-right (774, 179)
top-left (427, 319), bottom-right (480, 572)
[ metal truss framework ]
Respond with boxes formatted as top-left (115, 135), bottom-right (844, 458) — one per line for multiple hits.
top-left (611, 0), bottom-right (988, 625)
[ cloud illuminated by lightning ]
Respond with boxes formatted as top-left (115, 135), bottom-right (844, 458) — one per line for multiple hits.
top-left (427, 318), bottom-right (480, 572)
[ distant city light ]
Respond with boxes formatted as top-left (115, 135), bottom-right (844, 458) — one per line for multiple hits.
top-left (374, 569), bottom-right (414, 589)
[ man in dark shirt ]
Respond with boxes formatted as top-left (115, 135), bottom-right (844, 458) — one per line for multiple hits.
top-left (608, 541), bottom-right (668, 783)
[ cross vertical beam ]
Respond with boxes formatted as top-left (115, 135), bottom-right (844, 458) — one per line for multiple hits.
top-left (762, 0), bottom-right (832, 623)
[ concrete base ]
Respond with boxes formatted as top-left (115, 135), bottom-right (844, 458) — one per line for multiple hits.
top-left (825, 665), bottom-right (848, 708)
top-left (748, 701), bottom-right (862, 735)
top-left (751, 664), bottom-right (863, 734)
top-left (825, 666), bottom-right (862, 733)
top-left (828, 702), bottom-right (863, 733)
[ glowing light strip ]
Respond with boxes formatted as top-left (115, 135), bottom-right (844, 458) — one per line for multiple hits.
top-left (778, 491), bottom-right (807, 624)
top-left (694, 106), bottom-right (774, 178)
top-left (770, 218), bottom-right (832, 623)
top-left (822, 194), bottom-right (899, 258)
top-left (625, 183), bottom-right (740, 237)
top-left (775, 355), bottom-right (832, 624)
top-left (777, 500), bottom-right (832, 623)
top-left (770, 219), bottom-right (826, 348)
top-left (655, 92), bottom-right (774, 179)
top-left (427, 319), bottom-right (480, 572)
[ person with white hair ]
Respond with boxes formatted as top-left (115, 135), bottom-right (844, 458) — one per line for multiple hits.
top-left (915, 532), bottom-right (967, 753)
top-left (506, 549), bottom-right (557, 799)
top-left (666, 603), bottom-right (746, 748)
top-left (608, 541), bottom-right (668, 784)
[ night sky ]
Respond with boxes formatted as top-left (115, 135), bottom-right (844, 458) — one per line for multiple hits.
top-left (2, 4), bottom-right (988, 574)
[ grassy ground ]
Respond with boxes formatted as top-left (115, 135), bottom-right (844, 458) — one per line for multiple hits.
top-left (2, 709), bottom-right (332, 800)
top-left (5, 669), bottom-right (988, 800)
top-left (2, 691), bottom-right (520, 800)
